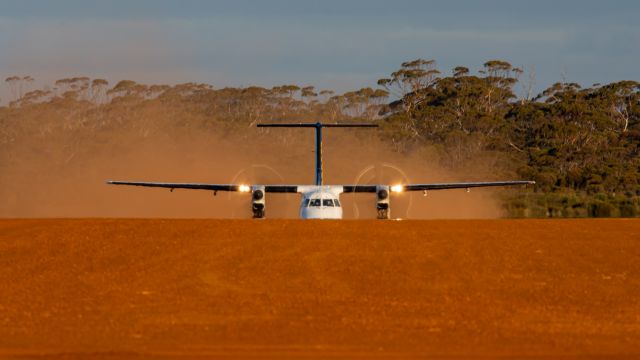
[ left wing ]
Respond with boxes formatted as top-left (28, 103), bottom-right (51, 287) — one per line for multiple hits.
top-left (106, 181), bottom-right (298, 193)
top-left (343, 181), bottom-right (534, 193)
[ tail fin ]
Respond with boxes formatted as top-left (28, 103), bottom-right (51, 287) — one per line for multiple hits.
top-left (257, 122), bottom-right (377, 185)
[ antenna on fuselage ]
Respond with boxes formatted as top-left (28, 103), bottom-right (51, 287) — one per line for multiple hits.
top-left (257, 122), bottom-right (378, 186)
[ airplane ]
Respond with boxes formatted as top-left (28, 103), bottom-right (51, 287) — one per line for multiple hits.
top-left (107, 122), bottom-right (535, 219)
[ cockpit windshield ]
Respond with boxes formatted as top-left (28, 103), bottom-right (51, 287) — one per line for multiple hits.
top-left (305, 197), bottom-right (341, 208)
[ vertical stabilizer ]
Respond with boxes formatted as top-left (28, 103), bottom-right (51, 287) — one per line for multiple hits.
top-left (257, 122), bottom-right (377, 185)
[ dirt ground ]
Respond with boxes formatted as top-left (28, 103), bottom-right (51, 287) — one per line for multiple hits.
top-left (0, 219), bottom-right (639, 359)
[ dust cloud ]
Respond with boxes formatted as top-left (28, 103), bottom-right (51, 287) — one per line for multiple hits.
top-left (0, 119), bottom-right (504, 219)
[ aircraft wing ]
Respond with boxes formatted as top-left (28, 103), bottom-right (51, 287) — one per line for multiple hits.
top-left (106, 181), bottom-right (298, 193)
top-left (343, 180), bottom-right (534, 193)
top-left (108, 180), bottom-right (533, 193)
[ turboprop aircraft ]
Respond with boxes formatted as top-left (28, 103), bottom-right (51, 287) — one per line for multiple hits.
top-left (107, 122), bottom-right (534, 219)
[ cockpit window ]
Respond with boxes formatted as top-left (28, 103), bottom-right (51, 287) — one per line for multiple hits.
top-left (306, 198), bottom-right (340, 207)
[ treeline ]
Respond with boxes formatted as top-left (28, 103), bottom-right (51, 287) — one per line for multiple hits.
top-left (1, 59), bottom-right (639, 217)
top-left (376, 60), bottom-right (640, 217)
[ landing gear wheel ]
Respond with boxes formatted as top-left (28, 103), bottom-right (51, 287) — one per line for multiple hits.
top-left (377, 204), bottom-right (390, 220)
top-left (252, 204), bottom-right (265, 219)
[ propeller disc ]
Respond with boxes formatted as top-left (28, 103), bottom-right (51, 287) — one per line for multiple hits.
top-left (349, 162), bottom-right (413, 219)
top-left (227, 164), bottom-right (294, 218)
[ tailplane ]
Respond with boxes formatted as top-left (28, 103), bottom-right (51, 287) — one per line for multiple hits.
top-left (257, 122), bottom-right (377, 185)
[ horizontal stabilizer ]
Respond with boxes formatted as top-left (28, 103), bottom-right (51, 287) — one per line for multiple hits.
top-left (257, 123), bottom-right (377, 128)
top-left (257, 122), bottom-right (378, 185)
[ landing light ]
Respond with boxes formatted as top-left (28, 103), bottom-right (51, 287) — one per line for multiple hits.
top-left (391, 184), bottom-right (404, 193)
top-left (239, 185), bottom-right (251, 192)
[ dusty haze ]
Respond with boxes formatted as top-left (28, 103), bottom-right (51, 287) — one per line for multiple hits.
top-left (0, 113), bottom-right (505, 219)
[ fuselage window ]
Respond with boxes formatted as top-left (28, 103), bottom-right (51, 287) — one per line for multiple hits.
top-left (309, 199), bottom-right (321, 207)
top-left (334, 199), bottom-right (341, 207)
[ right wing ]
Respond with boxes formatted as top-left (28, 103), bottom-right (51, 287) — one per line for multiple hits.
top-left (106, 181), bottom-right (298, 193)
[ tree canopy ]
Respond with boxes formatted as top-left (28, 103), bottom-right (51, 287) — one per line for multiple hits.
top-left (2, 59), bottom-right (639, 217)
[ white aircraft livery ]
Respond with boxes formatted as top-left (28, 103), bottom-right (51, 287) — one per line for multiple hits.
top-left (107, 122), bottom-right (534, 219)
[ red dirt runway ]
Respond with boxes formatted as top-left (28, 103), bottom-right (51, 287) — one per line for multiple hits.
top-left (1, 219), bottom-right (639, 359)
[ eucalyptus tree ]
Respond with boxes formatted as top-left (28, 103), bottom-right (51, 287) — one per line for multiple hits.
top-left (5, 75), bottom-right (34, 102)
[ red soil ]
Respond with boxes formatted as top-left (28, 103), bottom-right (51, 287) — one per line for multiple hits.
top-left (1, 219), bottom-right (639, 359)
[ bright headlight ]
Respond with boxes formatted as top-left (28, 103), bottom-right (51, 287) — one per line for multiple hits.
top-left (391, 184), bottom-right (404, 193)
top-left (238, 185), bottom-right (251, 192)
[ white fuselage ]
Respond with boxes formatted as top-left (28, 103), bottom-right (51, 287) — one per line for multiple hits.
top-left (298, 186), bottom-right (343, 219)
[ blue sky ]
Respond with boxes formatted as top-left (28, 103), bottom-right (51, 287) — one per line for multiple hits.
top-left (1, 0), bottom-right (638, 101)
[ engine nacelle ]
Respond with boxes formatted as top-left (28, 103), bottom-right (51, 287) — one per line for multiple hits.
top-left (376, 185), bottom-right (390, 219)
top-left (251, 185), bottom-right (266, 218)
